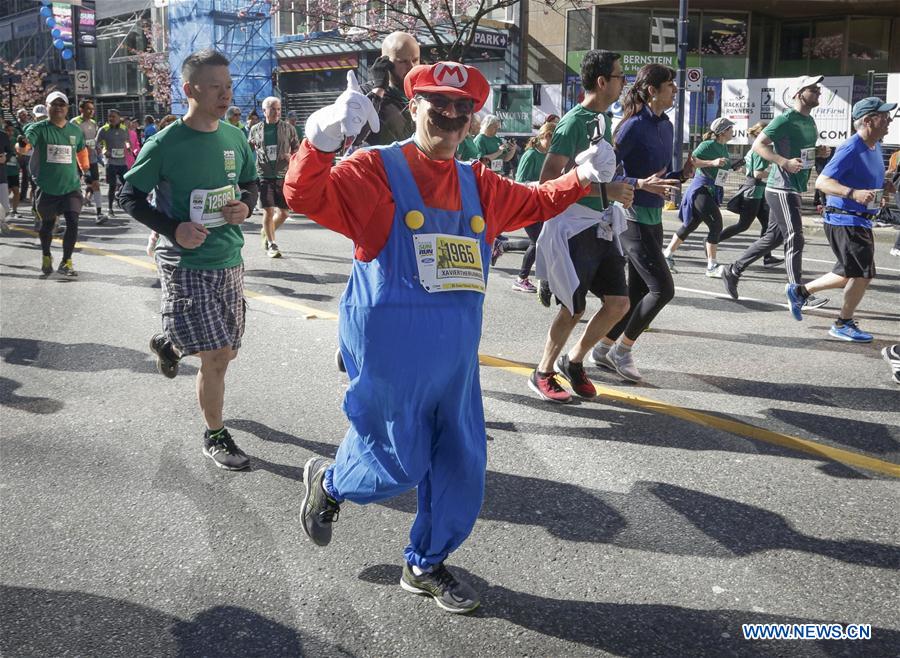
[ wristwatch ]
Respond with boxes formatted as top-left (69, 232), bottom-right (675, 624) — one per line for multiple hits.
top-left (845, 188), bottom-right (855, 200)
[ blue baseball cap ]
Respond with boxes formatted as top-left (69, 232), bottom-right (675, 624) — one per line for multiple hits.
top-left (852, 97), bottom-right (897, 120)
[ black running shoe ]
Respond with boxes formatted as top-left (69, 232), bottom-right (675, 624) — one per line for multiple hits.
top-left (149, 333), bottom-right (180, 379)
top-left (555, 354), bottom-right (597, 398)
top-left (202, 429), bottom-right (250, 470)
top-left (803, 294), bottom-right (829, 310)
top-left (400, 562), bottom-right (480, 614)
top-left (300, 457), bottom-right (341, 547)
top-left (722, 265), bottom-right (739, 300)
top-left (762, 255), bottom-right (784, 268)
top-left (538, 279), bottom-right (552, 308)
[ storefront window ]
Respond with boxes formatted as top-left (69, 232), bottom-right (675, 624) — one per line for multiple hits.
top-left (804, 20), bottom-right (844, 75)
top-left (567, 8), bottom-right (593, 53)
top-left (701, 14), bottom-right (746, 56)
top-left (847, 18), bottom-right (890, 74)
top-left (650, 11), bottom-right (700, 54)
top-left (595, 10), bottom-right (648, 53)
top-left (779, 22), bottom-right (811, 76)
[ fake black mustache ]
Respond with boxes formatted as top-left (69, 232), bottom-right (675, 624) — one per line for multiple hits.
top-left (427, 109), bottom-right (469, 132)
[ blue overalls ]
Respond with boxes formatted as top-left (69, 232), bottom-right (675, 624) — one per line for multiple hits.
top-left (323, 140), bottom-right (491, 570)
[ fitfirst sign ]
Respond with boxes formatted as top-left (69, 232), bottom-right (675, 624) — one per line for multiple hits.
top-left (720, 76), bottom-right (853, 146)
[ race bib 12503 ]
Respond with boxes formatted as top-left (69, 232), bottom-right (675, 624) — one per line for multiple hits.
top-left (413, 233), bottom-right (485, 294)
top-left (189, 184), bottom-right (237, 227)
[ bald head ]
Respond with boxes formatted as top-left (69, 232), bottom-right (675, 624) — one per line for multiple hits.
top-left (381, 31), bottom-right (420, 88)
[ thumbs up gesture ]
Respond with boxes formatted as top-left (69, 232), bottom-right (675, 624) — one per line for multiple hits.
top-left (305, 71), bottom-right (381, 152)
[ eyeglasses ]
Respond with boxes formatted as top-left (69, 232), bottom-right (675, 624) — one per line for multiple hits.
top-left (605, 74), bottom-right (627, 80)
top-left (50, 101), bottom-right (68, 107)
top-left (417, 93), bottom-right (474, 115)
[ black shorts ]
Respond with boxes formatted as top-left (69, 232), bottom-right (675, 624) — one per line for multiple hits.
top-left (825, 224), bottom-right (876, 279)
top-left (564, 226), bottom-right (628, 314)
top-left (83, 162), bottom-right (100, 184)
top-left (106, 164), bottom-right (128, 185)
top-left (7, 174), bottom-right (18, 188)
top-left (36, 189), bottom-right (83, 221)
top-left (259, 178), bottom-right (288, 210)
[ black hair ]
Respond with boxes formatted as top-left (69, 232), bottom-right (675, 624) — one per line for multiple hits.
top-left (79, 98), bottom-right (94, 110)
top-left (614, 63), bottom-right (676, 142)
top-left (581, 50), bottom-right (622, 92)
top-left (144, 115), bottom-right (155, 123)
top-left (181, 49), bottom-right (230, 84)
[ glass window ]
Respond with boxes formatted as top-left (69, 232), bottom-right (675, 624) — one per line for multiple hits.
top-left (804, 19), bottom-right (844, 76)
top-left (650, 11), bottom-right (700, 54)
top-left (847, 18), bottom-right (890, 74)
top-left (779, 21), bottom-right (811, 76)
top-left (595, 11), bottom-right (650, 53)
top-left (701, 13), bottom-right (747, 56)
top-left (567, 8), bottom-right (592, 52)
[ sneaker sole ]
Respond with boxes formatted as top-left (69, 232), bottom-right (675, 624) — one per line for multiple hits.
top-left (803, 298), bottom-right (829, 310)
top-left (300, 458), bottom-right (330, 546)
top-left (148, 336), bottom-right (179, 379)
top-left (201, 446), bottom-right (250, 470)
top-left (512, 286), bottom-right (536, 293)
top-left (763, 260), bottom-right (783, 269)
top-left (588, 353), bottom-right (616, 371)
top-left (828, 329), bottom-right (872, 343)
top-left (268, 252), bottom-right (282, 258)
top-left (399, 578), bottom-right (480, 614)
top-left (527, 377), bottom-right (571, 404)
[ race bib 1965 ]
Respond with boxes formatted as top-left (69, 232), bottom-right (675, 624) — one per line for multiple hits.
top-left (189, 184), bottom-right (237, 227)
top-left (46, 144), bottom-right (72, 164)
top-left (715, 169), bottom-right (729, 186)
top-left (800, 148), bottom-right (816, 170)
top-left (413, 233), bottom-right (485, 294)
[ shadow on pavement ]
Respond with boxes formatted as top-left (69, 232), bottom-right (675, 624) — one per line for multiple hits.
top-left (0, 376), bottom-right (64, 414)
top-left (357, 564), bottom-right (900, 656)
top-left (766, 407), bottom-right (899, 457)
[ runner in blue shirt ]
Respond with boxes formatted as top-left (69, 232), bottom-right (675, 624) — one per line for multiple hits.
top-left (799, 97), bottom-right (895, 342)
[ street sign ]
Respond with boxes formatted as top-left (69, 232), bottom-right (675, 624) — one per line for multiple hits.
top-left (686, 67), bottom-right (703, 93)
top-left (74, 69), bottom-right (92, 95)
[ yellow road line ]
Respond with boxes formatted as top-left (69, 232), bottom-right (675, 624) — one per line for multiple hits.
top-left (478, 354), bottom-right (900, 478)
top-left (9, 224), bottom-right (897, 477)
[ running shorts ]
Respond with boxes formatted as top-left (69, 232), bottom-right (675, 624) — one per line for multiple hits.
top-left (83, 163), bottom-right (100, 184)
top-left (106, 164), bottom-right (128, 185)
top-left (36, 189), bottom-right (83, 221)
top-left (565, 226), bottom-right (628, 314)
top-left (825, 224), bottom-right (875, 279)
top-left (259, 178), bottom-right (288, 210)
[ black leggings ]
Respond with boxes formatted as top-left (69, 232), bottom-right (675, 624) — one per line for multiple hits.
top-left (517, 222), bottom-right (543, 279)
top-left (607, 221), bottom-right (675, 342)
top-left (720, 197), bottom-right (769, 243)
top-left (39, 210), bottom-right (79, 261)
top-left (675, 190), bottom-right (722, 244)
top-left (18, 158), bottom-right (32, 199)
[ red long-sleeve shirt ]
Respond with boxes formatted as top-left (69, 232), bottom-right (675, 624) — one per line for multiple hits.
top-left (284, 139), bottom-right (590, 261)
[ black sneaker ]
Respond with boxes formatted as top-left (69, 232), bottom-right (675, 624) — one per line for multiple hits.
top-left (300, 457), bottom-right (341, 547)
top-left (555, 354), bottom-right (597, 398)
top-left (722, 265), bottom-right (739, 300)
top-left (149, 333), bottom-right (180, 379)
top-left (57, 259), bottom-right (78, 277)
top-left (762, 255), bottom-right (784, 268)
top-left (537, 279), bottom-right (552, 308)
top-left (96, 214), bottom-right (108, 225)
top-left (202, 429), bottom-right (250, 470)
top-left (803, 294), bottom-right (829, 310)
top-left (400, 562), bottom-right (480, 614)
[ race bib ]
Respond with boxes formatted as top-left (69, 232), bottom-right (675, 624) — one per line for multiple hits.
top-left (266, 144), bottom-right (278, 160)
top-left (46, 144), bottom-right (72, 164)
top-left (714, 169), bottom-right (729, 187)
top-left (800, 148), bottom-right (816, 170)
top-left (110, 148), bottom-right (125, 159)
top-left (490, 158), bottom-right (503, 172)
top-left (868, 189), bottom-right (883, 211)
top-left (85, 139), bottom-right (96, 149)
top-left (413, 233), bottom-right (485, 294)
top-left (189, 184), bottom-right (237, 227)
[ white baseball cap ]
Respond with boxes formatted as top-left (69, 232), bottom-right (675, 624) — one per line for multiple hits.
top-left (789, 75), bottom-right (824, 98)
top-left (32, 104), bottom-right (48, 118)
top-left (45, 91), bottom-right (70, 106)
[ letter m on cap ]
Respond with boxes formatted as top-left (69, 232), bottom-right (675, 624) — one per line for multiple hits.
top-left (434, 63), bottom-right (468, 88)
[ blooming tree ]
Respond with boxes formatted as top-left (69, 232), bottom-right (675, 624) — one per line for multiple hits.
top-left (128, 21), bottom-right (172, 109)
top-left (0, 58), bottom-right (49, 113)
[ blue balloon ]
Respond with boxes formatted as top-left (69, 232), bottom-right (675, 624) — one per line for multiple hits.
top-left (40, 6), bottom-right (52, 17)
top-left (46, 17), bottom-right (56, 28)
top-left (54, 39), bottom-right (65, 50)
top-left (61, 49), bottom-right (74, 61)
top-left (51, 29), bottom-right (61, 39)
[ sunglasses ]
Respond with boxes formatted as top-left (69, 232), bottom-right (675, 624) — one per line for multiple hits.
top-left (418, 93), bottom-right (474, 115)
top-left (50, 101), bottom-right (68, 107)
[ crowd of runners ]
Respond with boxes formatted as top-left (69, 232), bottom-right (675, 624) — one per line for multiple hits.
top-left (2, 39), bottom-right (898, 615)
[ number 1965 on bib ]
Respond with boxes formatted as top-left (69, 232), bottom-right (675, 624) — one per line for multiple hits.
top-left (413, 234), bottom-right (485, 293)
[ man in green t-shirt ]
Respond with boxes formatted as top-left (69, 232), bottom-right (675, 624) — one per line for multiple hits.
top-left (26, 91), bottom-right (91, 277)
top-left (120, 49), bottom-right (259, 471)
top-left (456, 115), bottom-right (480, 161)
top-left (248, 96), bottom-right (299, 258)
top-left (528, 50), bottom-right (642, 404)
top-left (723, 75), bottom-right (828, 311)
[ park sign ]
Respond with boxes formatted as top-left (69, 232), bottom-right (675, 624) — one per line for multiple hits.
top-left (721, 76), bottom-right (853, 146)
top-left (491, 85), bottom-right (534, 136)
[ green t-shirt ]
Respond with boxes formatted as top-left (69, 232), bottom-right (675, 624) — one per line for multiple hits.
top-left (744, 151), bottom-right (768, 199)
top-left (549, 104), bottom-right (612, 212)
top-left (263, 123), bottom-right (281, 180)
top-left (474, 134), bottom-right (502, 160)
top-left (515, 147), bottom-right (546, 183)
top-left (24, 120), bottom-right (85, 196)
top-left (692, 139), bottom-right (730, 189)
top-left (456, 135), bottom-right (479, 161)
top-left (124, 119), bottom-right (257, 271)
top-left (763, 109), bottom-right (818, 192)
top-left (629, 205), bottom-right (662, 225)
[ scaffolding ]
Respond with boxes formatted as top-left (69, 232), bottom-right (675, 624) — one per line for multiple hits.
top-left (166, 0), bottom-right (274, 115)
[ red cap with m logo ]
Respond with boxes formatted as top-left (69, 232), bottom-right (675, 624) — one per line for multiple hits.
top-left (404, 62), bottom-right (489, 112)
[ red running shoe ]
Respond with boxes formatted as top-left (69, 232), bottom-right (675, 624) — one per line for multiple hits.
top-left (555, 354), bottom-right (597, 399)
top-left (528, 369), bottom-right (572, 403)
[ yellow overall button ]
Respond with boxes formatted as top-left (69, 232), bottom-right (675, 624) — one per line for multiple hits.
top-left (405, 210), bottom-right (425, 230)
top-left (470, 215), bottom-right (485, 233)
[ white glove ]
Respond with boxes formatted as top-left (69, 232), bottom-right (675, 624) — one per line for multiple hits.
top-left (575, 138), bottom-right (617, 184)
top-left (305, 71), bottom-right (380, 152)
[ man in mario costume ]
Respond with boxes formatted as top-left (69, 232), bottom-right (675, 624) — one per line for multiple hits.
top-left (284, 61), bottom-right (616, 614)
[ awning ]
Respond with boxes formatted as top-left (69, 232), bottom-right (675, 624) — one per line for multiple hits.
top-left (280, 54), bottom-right (358, 73)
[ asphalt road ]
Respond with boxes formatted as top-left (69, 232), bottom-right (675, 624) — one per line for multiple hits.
top-left (1, 198), bottom-right (899, 657)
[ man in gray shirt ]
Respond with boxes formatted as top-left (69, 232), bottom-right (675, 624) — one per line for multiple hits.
top-left (97, 109), bottom-right (130, 218)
